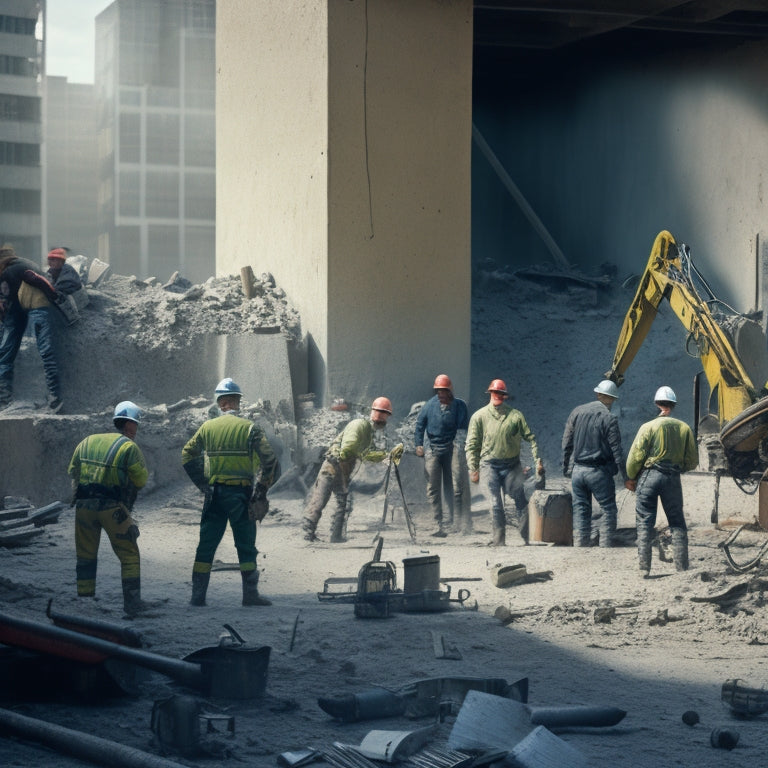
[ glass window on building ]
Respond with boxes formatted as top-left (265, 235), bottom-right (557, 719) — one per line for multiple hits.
top-left (0, 95), bottom-right (39, 122)
top-left (184, 172), bottom-right (214, 221)
top-left (184, 40), bottom-right (214, 92)
top-left (146, 170), bottom-right (179, 218)
top-left (115, 226), bottom-right (141, 276)
top-left (148, 224), bottom-right (180, 279)
top-left (118, 171), bottom-right (140, 217)
top-left (119, 112), bottom-right (141, 163)
top-left (184, 114), bottom-right (214, 167)
top-left (146, 113), bottom-right (179, 165)
top-left (0, 142), bottom-right (38, 166)
top-left (0, 188), bottom-right (40, 213)
top-left (183, 224), bottom-right (215, 283)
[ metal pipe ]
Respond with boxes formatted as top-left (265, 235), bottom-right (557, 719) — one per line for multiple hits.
top-left (0, 611), bottom-right (204, 690)
top-left (0, 707), bottom-right (189, 768)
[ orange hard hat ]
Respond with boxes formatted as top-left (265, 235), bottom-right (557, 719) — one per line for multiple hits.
top-left (487, 379), bottom-right (508, 395)
top-left (371, 396), bottom-right (393, 414)
top-left (433, 374), bottom-right (453, 390)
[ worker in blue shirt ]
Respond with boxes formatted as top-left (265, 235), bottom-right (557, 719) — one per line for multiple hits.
top-left (414, 374), bottom-right (471, 536)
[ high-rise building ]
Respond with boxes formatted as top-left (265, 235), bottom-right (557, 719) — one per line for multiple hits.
top-left (95, 0), bottom-right (215, 281)
top-left (0, 0), bottom-right (43, 260)
top-left (44, 75), bottom-right (99, 260)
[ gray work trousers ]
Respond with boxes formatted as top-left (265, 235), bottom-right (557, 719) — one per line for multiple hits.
top-left (303, 458), bottom-right (355, 536)
top-left (481, 458), bottom-right (528, 540)
top-left (423, 446), bottom-right (472, 532)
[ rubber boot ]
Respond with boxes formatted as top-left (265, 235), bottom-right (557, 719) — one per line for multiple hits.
top-left (671, 527), bottom-right (689, 571)
top-left (122, 577), bottom-right (150, 616)
top-left (488, 525), bottom-right (506, 547)
top-left (242, 570), bottom-right (272, 606)
top-left (190, 571), bottom-right (210, 606)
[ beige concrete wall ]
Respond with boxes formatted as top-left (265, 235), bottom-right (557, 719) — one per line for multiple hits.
top-left (216, 1), bottom-right (330, 388)
top-left (217, 1), bottom-right (472, 415)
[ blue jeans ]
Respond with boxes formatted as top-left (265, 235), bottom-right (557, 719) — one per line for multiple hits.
top-left (635, 467), bottom-right (687, 571)
top-left (0, 307), bottom-right (60, 402)
top-left (481, 458), bottom-right (528, 539)
top-left (571, 464), bottom-right (618, 547)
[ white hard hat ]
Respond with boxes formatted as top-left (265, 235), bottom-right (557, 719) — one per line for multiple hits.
top-left (113, 400), bottom-right (141, 424)
top-left (215, 377), bottom-right (242, 401)
top-left (594, 380), bottom-right (619, 399)
top-left (654, 386), bottom-right (677, 403)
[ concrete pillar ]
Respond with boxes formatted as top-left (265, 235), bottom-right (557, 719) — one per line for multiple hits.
top-left (216, 0), bottom-right (472, 416)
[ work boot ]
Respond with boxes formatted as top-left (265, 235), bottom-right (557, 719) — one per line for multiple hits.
top-left (329, 512), bottom-right (346, 543)
top-left (670, 527), bottom-right (689, 572)
top-left (242, 570), bottom-right (272, 606)
top-left (190, 571), bottom-right (210, 606)
top-left (431, 522), bottom-right (448, 538)
top-left (302, 517), bottom-right (320, 542)
top-left (488, 526), bottom-right (506, 547)
top-left (122, 577), bottom-right (155, 616)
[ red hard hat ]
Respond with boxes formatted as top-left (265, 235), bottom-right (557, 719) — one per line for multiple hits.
top-left (487, 379), bottom-right (508, 395)
top-left (371, 396), bottom-right (393, 414)
top-left (433, 374), bottom-right (453, 390)
top-left (47, 248), bottom-right (67, 260)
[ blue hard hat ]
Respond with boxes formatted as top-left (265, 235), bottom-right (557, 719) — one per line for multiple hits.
top-left (215, 377), bottom-right (242, 401)
top-left (113, 400), bottom-right (141, 424)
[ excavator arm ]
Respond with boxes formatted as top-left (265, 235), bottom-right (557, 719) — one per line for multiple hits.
top-left (606, 230), bottom-right (758, 425)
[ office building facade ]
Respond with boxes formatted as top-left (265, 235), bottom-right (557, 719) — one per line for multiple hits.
top-left (95, 0), bottom-right (215, 281)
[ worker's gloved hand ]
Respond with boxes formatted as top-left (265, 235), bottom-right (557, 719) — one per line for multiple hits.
top-left (470, 470), bottom-right (480, 484)
top-left (415, 446), bottom-right (425, 458)
top-left (126, 524), bottom-right (140, 544)
top-left (536, 458), bottom-right (545, 476)
top-left (248, 483), bottom-right (269, 522)
top-left (390, 443), bottom-right (404, 465)
top-left (624, 479), bottom-right (637, 492)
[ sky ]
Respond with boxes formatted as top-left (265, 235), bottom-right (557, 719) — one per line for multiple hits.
top-left (45, 0), bottom-right (112, 84)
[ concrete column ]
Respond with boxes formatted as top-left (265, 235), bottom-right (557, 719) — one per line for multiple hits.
top-left (216, 0), bottom-right (472, 415)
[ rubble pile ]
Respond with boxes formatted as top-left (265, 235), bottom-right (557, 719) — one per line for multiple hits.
top-left (82, 271), bottom-right (302, 352)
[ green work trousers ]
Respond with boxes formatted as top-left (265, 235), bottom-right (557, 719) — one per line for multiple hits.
top-left (193, 484), bottom-right (257, 575)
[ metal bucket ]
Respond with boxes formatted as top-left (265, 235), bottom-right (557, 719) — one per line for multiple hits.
top-left (183, 644), bottom-right (271, 699)
top-left (403, 555), bottom-right (440, 593)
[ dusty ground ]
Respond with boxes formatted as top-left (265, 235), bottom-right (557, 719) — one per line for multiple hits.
top-left (3, 260), bottom-right (768, 767)
top-left (2, 466), bottom-right (768, 768)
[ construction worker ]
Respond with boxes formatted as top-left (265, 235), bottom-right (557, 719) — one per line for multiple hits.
top-left (466, 379), bottom-right (544, 546)
top-left (69, 401), bottom-right (150, 616)
top-left (302, 397), bottom-right (403, 543)
top-left (0, 245), bottom-right (63, 412)
top-left (626, 386), bottom-right (698, 576)
top-left (46, 247), bottom-right (83, 295)
top-left (562, 380), bottom-right (632, 547)
top-left (182, 378), bottom-right (279, 607)
top-left (414, 374), bottom-right (472, 536)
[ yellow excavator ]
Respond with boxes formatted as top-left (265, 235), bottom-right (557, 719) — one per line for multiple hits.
top-left (605, 230), bottom-right (768, 565)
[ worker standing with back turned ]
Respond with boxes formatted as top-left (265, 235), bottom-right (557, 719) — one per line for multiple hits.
top-left (182, 378), bottom-right (280, 607)
top-left (466, 379), bottom-right (544, 546)
top-left (69, 401), bottom-right (150, 616)
top-left (562, 379), bottom-right (632, 547)
top-left (414, 374), bottom-right (471, 536)
top-left (626, 386), bottom-right (698, 576)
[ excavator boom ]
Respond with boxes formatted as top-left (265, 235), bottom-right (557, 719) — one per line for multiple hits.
top-left (607, 230), bottom-right (768, 478)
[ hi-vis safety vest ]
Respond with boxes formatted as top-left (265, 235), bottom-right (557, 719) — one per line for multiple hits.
top-left (182, 413), bottom-right (260, 486)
